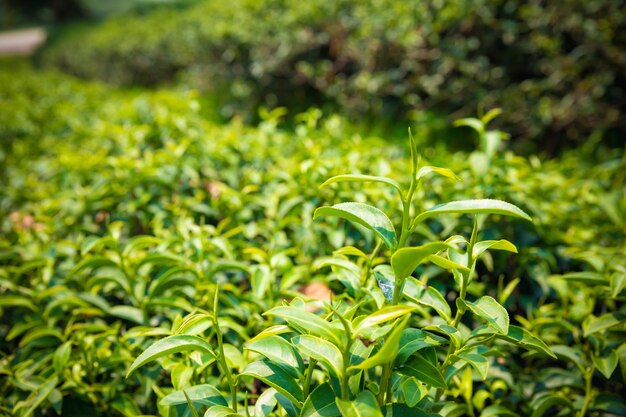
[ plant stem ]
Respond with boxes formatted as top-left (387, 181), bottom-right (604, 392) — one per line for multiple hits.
top-left (578, 367), bottom-right (595, 417)
top-left (213, 288), bottom-right (238, 412)
top-left (302, 358), bottom-right (316, 398)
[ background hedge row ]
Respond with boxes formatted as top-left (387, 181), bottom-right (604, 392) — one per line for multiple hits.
top-left (42, 0), bottom-right (626, 154)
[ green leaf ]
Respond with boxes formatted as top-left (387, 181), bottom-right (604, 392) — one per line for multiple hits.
top-left (53, 341), bottom-right (72, 374)
top-left (299, 382), bottom-right (340, 417)
top-left (416, 166), bottom-right (459, 182)
top-left (0, 295), bottom-right (37, 311)
top-left (13, 377), bottom-right (58, 417)
top-left (400, 377), bottom-right (428, 407)
top-left (264, 306), bottom-right (342, 346)
top-left (175, 313), bottom-right (214, 336)
top-left (472, 240), bottom-right (517, 258)
top-left (403, 278), bottom-right (451, 323)
top-left (241, 361), bottom-right (303, 406)
top-left (148, 267), bottom-right (197, 298)
top-left (355, 305), bottom-right (415, 334)
top-left (396, 329), bottom-right (446, 365)
top-left (255, 388), bottom-right (278, 417)
top-left (349, 317), bottom-right (407, 372)
top-left (583, 312), bottom-right (626, 337)
top-left (127, 335), bottom-right (215, 376)
top-left (611, 272), bottom-right (626, 298)
top-left (530, 394), bottom-right (573, 417)
top-left (336, 390), bottom-right (382, 417)
top-left (110, 305), bottom-right (145, 324)
top-left (465, 296), bottom-right (509, 335)
top-left (480, 405), bottom-right (519, 417)
top-left (246, 335), bottom-right (302, 376)
top-left (488, 325), bottom-right (556, 359)
top-left (314, 203), bottom-right (397, 250)
top-left (593, 349), bottom-right (619, 379)
top-left (399, 353), bottom-right (447, 389)
top-left (319, 174), bottom-right (402, 195)
top-left (292, 335), bottom-right (343, 378)
top-left (373, 265), bottom-right (395, 302)
top-left (160, 384), bottom-right (227, 407)
top-left (391, 242), bottom-right (450, 279)
top-left (203, 405), bottom-right (245, 417)
top-left (412, 199), bottom-right (532, 225)
top-left (559, 272), bottom-right (609, 286)
top-left (454, 352), bottom-right (489, 380)
top-left (427, 255), bottom-right (470, 272)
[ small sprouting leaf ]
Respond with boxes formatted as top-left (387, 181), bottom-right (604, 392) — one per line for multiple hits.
top-left (320, 174), bottom-right (403, 195)
top-left (349, 317), bottom-right (407, 372)
top-left (175, 313), bottom-right (214, 336)
top-left (593, 349), bottom-right (619, 379)
top-left (427, 255), bottom-right (470, 272)
top-left (454, 117), bottom-right (484, 135)
top-left (466, 296), bottom-right (509, 335)
top-left (314, 203), bottom-right (397, 250)
top-left (403, 278), bottom-right (451, 323)
top-left (245, 335), bottom-right (302, 376)
top-left (355, 305), bottom-right (415, 334)
top-left (299, 382), bottom-right (340, 417)
top-left (127, 335), bottom-right (215, 376)
top-left (472, 240), bottom-right (517, 259)
top-left (416, 166), bottom-right (460, 182)
top-left (412, 199), bottom-right (532, 225)
top-left (399, 353), bottom-right (447, 389)
top-left (583, 312), bottom-right (626, 337)
top-left (248, 325), bottom-right (291, 343)
top-left (391, 242), bottom-right (450, 279)
top-left (373, 265), bottom-right (395, 302)
top-left (292, 335), bottom-right (343, 378)
top-left (336, 390), bottom-right (382, 417)
top-left (264, 306), bottom-right (342, 346)
top-left (454, 352), bottom-right (489, 380)
top-left (241, 361), bottom-right (303, 405)
top-left (160, 384), bottom-right (227, 407)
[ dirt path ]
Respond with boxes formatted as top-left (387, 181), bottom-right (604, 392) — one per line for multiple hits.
top-left (0, 28), bottom-right (46, 55)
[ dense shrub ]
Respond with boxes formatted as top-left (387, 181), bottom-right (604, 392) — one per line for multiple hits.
top-left (43, 0), bottom-right (626, 153)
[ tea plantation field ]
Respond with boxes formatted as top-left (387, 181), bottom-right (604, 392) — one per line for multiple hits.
top-left (0, 61), bottom-right (625, 417)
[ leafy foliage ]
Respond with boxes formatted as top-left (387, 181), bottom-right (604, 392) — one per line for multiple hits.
top-left (0, 64), bottom-right (624, 417)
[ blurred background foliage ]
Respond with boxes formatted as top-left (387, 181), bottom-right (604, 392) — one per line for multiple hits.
top-left (7, 0), bottom-right (620, 154)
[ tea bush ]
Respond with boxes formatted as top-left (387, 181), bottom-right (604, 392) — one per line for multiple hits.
top-left (42, 0), bottom-right (626, 152)
top-left (0, 64), bottom-right (624, 417)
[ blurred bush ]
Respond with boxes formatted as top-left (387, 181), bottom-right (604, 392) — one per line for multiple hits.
top-left (42, 0), bottom-right (626, 153)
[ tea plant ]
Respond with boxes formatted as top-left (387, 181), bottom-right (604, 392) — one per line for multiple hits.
top-left (126, 130), bottom-right (558, 416)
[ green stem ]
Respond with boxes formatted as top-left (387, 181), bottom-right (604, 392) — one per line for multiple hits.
top-left (578, 367), bottom-right (595, 417)
top-left (213, 288), bottom-right (238, 412)
top-left (302, 358), bottom-right (316, 398)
